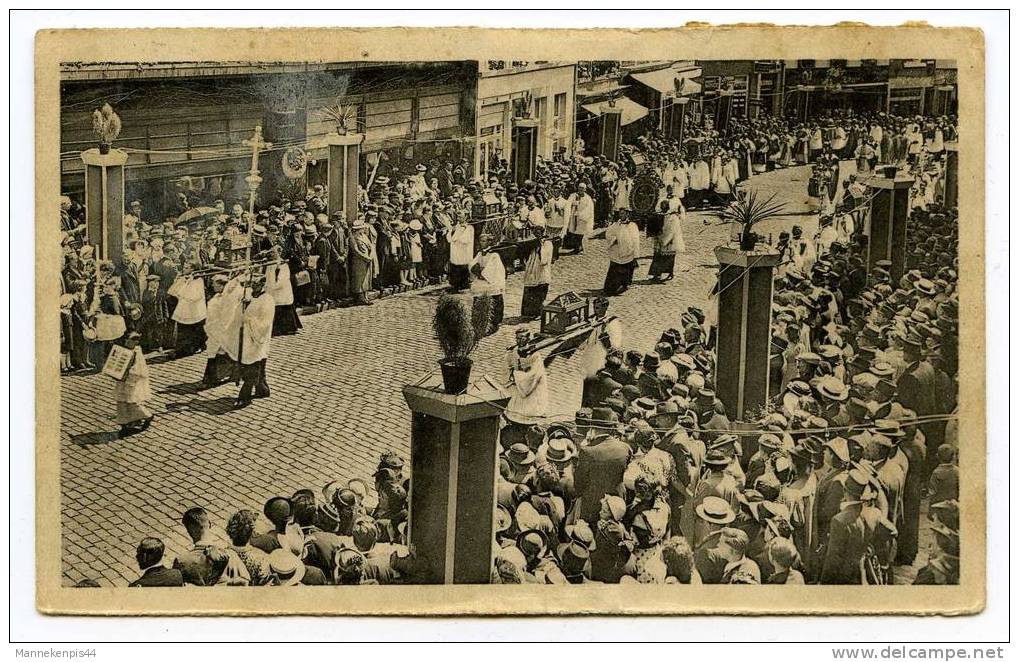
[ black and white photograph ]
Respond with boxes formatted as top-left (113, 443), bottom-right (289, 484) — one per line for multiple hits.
top-left (26, 22), bottom-right (991, 624)
top-left (52, 54), bottom-right (966, 586)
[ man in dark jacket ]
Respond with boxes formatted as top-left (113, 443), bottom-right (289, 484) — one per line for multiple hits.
top-left (171, 507), bottom-right (229, 586)
top-left (895, 410), bottom-right (928, 565)
top-left (582, 369), bottom-right (622, 409)
top-left (312, 222), bottom-right (336, 304)
top-left (129, 537), bottom-right (184, 587)
top-left (820, 470), bottom-right (896, 585)
top-left (896, 333), bottom-right (940, 478)
top-left (328, 213), bottom-right (349, 301)
top-left (573, 408), bottom-right (632, 523)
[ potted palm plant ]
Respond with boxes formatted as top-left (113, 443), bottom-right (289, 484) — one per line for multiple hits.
top-left (318, 101), bottom-right (358, 136)
top-left (91, 103), bottom-right (122, 155)
top-left (721, 189), bottom-right (788, 251)
top-left (432, 294), bottom-right (493, 394)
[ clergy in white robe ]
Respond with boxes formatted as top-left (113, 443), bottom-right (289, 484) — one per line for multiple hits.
top-left (168, 273), bottom-right (208, 357)
top-left (649, 198), bottom-right (683, 281)
top-left (470, 249), bottom-right (507, 333)
top-left (564, 184), bottom-right (595, 253)
top-left (225, 278), bottom-right (276, 407)
top-left (506, 349), bottom-right (549, 425)
top-left (202, 274), bottom-right (243, 386)
top-left (448, 220), bottom-right (475, 291)
top-left (602, 213), bottom-right (640, 296)
top-left (266, 260), bottom-right (301, 336)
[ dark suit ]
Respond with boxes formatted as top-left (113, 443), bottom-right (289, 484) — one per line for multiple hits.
top-left (116, 260), bottom-right (144, 305)
top-left (304, 529), bottom-right (349, 579)
top-left (694, 535), bottom-right (739, 584)
top-left (589, 520), bottom-right (634, 583)
top-left (301, 565), bottom-right (329, 585)
top-left (819, 505), bottom-right (890, 585)
top-left (637, 371), bottom-right (665, 400)
top-left (812, 469), bottom-right (847, 578)
top-left (897, 361), bottom-right (941, 476)
top-left (249, 531), bottom-right (284, 555)
top-left (129, 565), bottom-right (184, 587)
top-left (172, 543), bottom-right (228, 586)
top-left (583, 372), bottom-right (622, 408)
top-left (697, 410), bottom-right (731, 445)
top-left (574, 434), bottom-right (631, 523)
top-left (897, 436), bottom-right (927, 564)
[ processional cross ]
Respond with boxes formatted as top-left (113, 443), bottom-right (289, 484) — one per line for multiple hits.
top-left (234, 125), bottom-right (272, 383)
top-left (241, 124), bottom-right (273, 262)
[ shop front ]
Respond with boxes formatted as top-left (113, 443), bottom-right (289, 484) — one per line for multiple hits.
top-left (474, 62), bottom-right (577, 180)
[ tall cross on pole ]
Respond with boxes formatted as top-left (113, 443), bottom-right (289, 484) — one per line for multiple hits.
top-left (242, 124), bottom-right (272, 262)
top-left (236, 124), bottom-right (272, 386)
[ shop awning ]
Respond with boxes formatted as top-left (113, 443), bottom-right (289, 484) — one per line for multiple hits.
top-left (581, 97), bottom-right (650, 126)
top-left (627, 65), bottom-right (703, 97)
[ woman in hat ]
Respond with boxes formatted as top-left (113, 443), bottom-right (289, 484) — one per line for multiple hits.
top-left (347, 214), bottom-right (379, 306)
top-left (111, 330), bottom-right (154, 438)
top-left (590, 495), bottom-right (636, 583)
top-left (630, 508), bottom-right (669, 584)
top-left (404, 218), bottom-right (424, 287)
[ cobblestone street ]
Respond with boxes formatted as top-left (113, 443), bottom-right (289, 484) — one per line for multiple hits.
top-left (59, 163), bottom-right (929, 586)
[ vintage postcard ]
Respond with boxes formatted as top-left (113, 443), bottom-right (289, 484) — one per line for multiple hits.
top-left (35, 24), bottom-right (984, 615)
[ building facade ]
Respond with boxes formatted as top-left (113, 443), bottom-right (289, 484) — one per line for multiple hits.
top-left (782, 59), bottom-right (958, 121)
top-left (474, 61), bottom-right (576, 178)
top-left (60, 62), bottom-right (477, 220)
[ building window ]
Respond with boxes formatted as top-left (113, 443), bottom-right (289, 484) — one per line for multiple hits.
top-left (554, 92), bottom-right (566, 119)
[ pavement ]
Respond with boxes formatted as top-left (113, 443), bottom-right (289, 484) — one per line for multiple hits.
top-left (58, 162), bottom-right (929, 586)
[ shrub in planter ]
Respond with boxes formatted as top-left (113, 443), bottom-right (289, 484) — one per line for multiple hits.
top-left (432, 294), bottom-right (492, 394)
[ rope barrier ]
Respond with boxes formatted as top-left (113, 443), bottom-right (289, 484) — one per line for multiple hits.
top-left (457, 381), bottom-right (958, 437)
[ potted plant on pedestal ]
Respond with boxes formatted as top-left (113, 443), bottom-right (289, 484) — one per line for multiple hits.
top-left (318, 101), bottom-right (358, 136)
top-left (432, 294), bottom-right (493, 394)
top-left (721, 189), bottom-right (788, 251)
top-left (91, 103), bottom-right (122, 155)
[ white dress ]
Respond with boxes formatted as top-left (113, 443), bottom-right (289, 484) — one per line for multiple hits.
top-left (506, 351), bottom-right (548, 424)
top-left (666, 197), bottom-right (686, 253)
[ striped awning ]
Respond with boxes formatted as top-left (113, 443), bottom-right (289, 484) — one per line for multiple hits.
top-left (628, 64), bottom-right (703, 97)
top-left (581, 97), bottom-right (650, 126)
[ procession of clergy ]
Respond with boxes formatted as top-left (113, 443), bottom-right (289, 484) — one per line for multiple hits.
top-left (60, 105), bottom-right (959, 585)
top-left (118, 181), bottom-right (960, 586)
